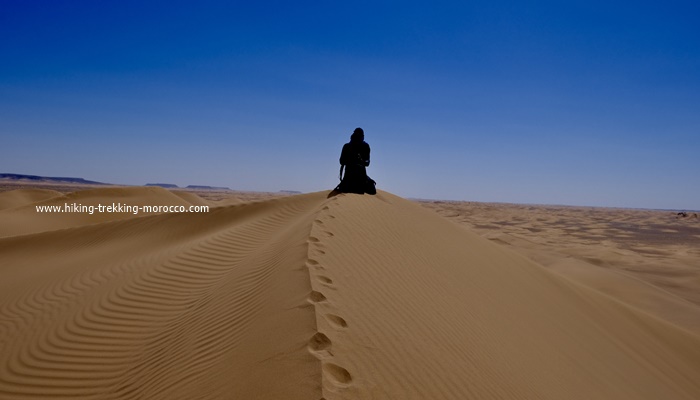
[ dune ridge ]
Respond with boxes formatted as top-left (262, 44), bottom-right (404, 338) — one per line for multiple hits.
top-left (1, 188), bottom-right (699, 399)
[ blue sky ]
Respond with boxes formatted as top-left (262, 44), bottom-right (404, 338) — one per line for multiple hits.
top-left (1, 0), bottom-right (698, 209)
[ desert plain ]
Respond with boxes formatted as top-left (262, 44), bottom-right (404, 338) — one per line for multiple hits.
top-left (1, 181), bottom-right (699, 399)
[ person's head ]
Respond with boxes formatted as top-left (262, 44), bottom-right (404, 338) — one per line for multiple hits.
top-left (351, 127), bottom-right (364, 142)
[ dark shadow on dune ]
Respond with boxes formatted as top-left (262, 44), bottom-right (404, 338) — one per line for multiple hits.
top-left (327, 190), bottom-right (343, 199)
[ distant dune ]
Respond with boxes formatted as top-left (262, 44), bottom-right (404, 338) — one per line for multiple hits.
top-left (420, 200), bottom-right (700, 335)
top-left (0, 188), bottom-right (699, 399)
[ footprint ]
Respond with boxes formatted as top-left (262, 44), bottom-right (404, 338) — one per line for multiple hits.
top-left (323, 231), bottom-right (334, 237)
top-left (323, 363), bottom-right (352, 385)
top-left (322, 206), bottom-right (330, 210)
top-left (314, 219), bottom-right (324, 225)
top-left (317, 275), bottom-right (332, 284)
top-left (325, 314), bottom-right (348, 328)
top-left (308, 236), bottom-right (320, 243)
top-left (307, 259), bottom-right (319, 266)
top-left (316, 249), bottom-right (326, 255)
top-left (309, 332), bottom-right (332, 352)
top-left (328, 215), bottom-right (336, 219)
top-left (309, 291), bottom-right (327, 303)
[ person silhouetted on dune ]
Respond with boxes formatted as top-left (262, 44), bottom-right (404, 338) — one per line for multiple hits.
top-left (335, 127), bottom-right (376, 195)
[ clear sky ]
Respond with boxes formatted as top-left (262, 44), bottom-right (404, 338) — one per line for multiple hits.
top-left (1, 0), bottom-right (698, 209)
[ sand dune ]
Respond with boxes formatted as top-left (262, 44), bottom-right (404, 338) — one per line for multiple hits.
top-left (1, 189), bottom-right (699, 399)
top-left (0, 188), bottom-right (64, 211)
top-left (170, 190), bottom-right (213, 207)
top-left (420, 201), bottom-right (700, 335)
top-left (0, 192), bottom-right (323, 399)
top-left (0, 186), bottom-right (203, 237)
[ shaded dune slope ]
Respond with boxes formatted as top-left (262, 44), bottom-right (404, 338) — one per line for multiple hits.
top-left (0, 189), bottom-right (64, 211)
top-left (1, 190), bottom-right (699, 399)
top-left (0, 187), bottom-right (204, 237)
top-left (0, 192), bottom-right (327, 399)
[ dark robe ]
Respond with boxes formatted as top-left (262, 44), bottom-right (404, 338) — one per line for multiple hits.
top-left (337, 139), bottom-right (371, 194)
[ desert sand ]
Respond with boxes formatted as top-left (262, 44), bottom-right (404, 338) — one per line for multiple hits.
top-left (1, 186), bottom-right (699, 399)
top-left (420, 200), bottom-right (700, 335)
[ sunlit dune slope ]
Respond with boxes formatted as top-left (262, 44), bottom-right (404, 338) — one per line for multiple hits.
top-left (312, 192), bottom-right (700, 399)
top-left (1, 189), bottom-right (699, 400)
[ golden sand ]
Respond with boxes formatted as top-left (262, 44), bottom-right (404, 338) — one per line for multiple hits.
top-left (1, 187), bottom-right (699, 399)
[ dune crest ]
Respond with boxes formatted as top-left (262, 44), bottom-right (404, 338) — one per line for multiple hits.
top-left (1, 189), bottom-right (699, 399)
